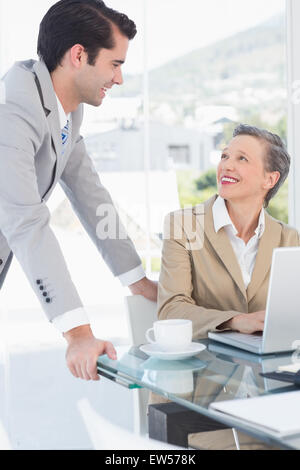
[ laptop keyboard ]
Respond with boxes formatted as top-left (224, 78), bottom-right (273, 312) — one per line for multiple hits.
top-left (225, 332), bottom-right (263, 345)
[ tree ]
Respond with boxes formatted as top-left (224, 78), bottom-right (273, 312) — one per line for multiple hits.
top-left (195, 169), bottom-right (217, 191)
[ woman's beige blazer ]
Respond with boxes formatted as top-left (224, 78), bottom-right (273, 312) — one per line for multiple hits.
top-left (158, 195), bottom-right (300, 339)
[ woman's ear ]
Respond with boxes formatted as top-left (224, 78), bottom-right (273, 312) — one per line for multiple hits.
top-left (263, 171), bottom-right (280, 191)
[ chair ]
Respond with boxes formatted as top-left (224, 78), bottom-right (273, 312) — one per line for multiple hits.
top-left (77, 398), bottom-right (185, 450)
top-left (125, 295), bottom-right (158, 347)
top-left (124, 295), bottom-right (158, 436)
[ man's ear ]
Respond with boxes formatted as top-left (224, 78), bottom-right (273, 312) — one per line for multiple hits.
top-left (70, 44), bottom-right (86, 68)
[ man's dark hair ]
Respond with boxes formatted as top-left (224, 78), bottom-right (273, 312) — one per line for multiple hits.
top-left (37, 0), bottom-right (137, 73)
top-left (233, 124), bottom-right (291, 208)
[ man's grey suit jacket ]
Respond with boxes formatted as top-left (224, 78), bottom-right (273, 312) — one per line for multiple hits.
top-left (0, 60), bottom-right (141, 322)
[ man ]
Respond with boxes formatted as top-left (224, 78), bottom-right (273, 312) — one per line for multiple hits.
top-left (0, 0), bottom-right (157, 381)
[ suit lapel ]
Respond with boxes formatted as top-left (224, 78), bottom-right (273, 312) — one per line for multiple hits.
top-left (33, 61), bottom-right (62, 178)
top-left (247, 212), bottom-right (282, 303)
top-left (194, 196), bottom-right (247, 300)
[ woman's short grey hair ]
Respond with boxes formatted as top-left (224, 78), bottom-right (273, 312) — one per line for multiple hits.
top-left (233, 124), bottom-right (291, 207)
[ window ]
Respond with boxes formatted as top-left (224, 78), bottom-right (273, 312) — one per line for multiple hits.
top-left (0, 0), bottom-right (288, 310)
top-left (145, 0), bottom-right (287, 221)
top-left (168, 145), bottom-right (190, 166)
top-left (287, 0), bottom-right (300, 228)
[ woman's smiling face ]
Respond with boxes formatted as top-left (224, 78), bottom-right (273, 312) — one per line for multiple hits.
top-left (217, 134), bottom-right (278, 204)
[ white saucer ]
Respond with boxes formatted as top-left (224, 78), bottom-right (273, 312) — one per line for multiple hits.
top-left (140, 342), bottom-right (206, 361)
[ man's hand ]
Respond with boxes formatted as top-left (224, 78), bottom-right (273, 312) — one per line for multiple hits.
top-left (221, 311), bottom-right (266, 335)
top-left (129, 276), bottom-right (158, 302)
top-left (64, 325), bottom-right (117, 381)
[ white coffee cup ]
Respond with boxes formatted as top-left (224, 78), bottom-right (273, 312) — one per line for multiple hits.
top-left (145, 319), bottom-right (193, 352)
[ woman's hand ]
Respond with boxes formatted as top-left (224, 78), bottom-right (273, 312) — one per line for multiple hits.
top-left (221, 311), bottom-right (266, 335)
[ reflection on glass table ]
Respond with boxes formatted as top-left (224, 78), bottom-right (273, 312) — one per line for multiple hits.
top-left (97, 339), bottom-right (300, 450)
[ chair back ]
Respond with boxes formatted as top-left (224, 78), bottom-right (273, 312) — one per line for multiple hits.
top-left (124, 295), bottom-right (158, 436)
top-left (125, 295), bottom-right (158, 346)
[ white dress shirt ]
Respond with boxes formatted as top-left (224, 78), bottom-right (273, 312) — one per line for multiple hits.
top-left (212, 196), bottom-right (265, 290)
top-left (213, 197), bottom-right (266, 400)
top-left (52, 95), bottom-right (145, 333)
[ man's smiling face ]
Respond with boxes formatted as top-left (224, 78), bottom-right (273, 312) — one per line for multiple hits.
top-left (75, 26), bottom-right (129, 107)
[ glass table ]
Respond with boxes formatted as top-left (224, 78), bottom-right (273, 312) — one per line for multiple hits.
top-left (97, 339), bottom-right (300, 450)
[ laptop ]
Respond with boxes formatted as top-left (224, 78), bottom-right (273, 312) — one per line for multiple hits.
top-left (208, 247), bottom-right (300, 355)
top-left (207, 341), bottom-right (293, 392)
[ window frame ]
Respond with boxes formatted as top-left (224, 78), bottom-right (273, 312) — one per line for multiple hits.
top-left (287, 0), bottom-right (300, 228)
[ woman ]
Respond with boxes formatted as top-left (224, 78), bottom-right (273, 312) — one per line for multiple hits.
top-left (158, 124), bottom-right (299, 337)
top-left (155, 124), bottom-right (299, 450)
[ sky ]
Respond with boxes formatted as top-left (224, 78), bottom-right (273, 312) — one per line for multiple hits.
top-left (0, 0), bottom-right (285, 75)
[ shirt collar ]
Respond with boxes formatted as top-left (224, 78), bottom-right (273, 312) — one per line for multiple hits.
top-left (55, 94), bottom-right (70, 129)
top-left (212, 196), bottom-right (265, 239)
